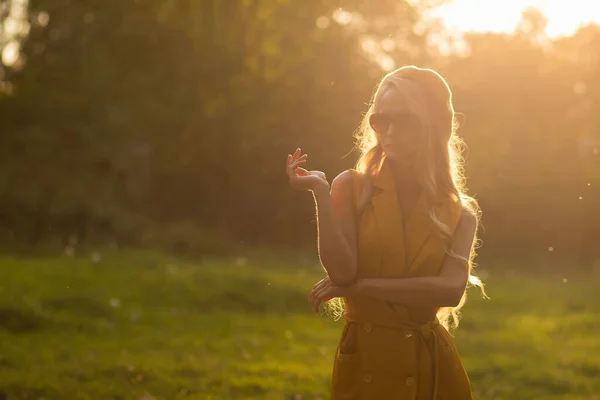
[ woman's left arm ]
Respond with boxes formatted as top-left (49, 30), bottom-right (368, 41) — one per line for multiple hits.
top-left (344, 207), bottom-right (477, 308)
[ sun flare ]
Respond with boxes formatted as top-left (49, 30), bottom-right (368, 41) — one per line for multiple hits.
top-left (430, 0), bottom-right (600, 38)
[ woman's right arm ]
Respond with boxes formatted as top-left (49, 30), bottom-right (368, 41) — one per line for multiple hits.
top-left (312, 170), bottom-right (358, 286)
top-left (286, 148), bottom-right (358, 286)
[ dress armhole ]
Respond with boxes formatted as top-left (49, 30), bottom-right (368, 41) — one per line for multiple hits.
top-left (347, 169), bottom-right (363, 215)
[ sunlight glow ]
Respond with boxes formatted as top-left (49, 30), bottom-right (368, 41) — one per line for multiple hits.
top-left (430, 0), bottom-right (600, 38)
top-left (0, 0), bottom-right (29, 69)
top-left (37, 11), bottom-right (50, 27)
top-left (379, 57), bottom-right (395, 72)
top-left (332, 8), bottom-right (353, 26)
top-left (468, 275), bottom-right (482, 286)
top-left (2, 41), bottom-right (20, 66)
top-left (316, 16), bottom-right (330, 29)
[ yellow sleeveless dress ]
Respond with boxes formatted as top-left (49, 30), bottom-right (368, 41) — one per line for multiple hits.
top-left (330, 159), bottom-right (473, 400)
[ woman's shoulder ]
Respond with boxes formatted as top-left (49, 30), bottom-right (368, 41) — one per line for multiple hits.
top-left (332, 169), bottom-right (362, 186)
top-left (459, 204), bottom-right (477, 224)
top-left (458, 195), bottom-right (479, 217)
top-left (331, 169), bottom-right (363, 202)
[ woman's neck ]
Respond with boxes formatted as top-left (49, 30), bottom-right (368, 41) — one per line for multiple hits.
top-left (388, 159), bottom-right (420, 194)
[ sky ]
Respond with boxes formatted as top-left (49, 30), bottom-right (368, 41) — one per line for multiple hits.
top-left (430, 0), bottom-right (600, 38)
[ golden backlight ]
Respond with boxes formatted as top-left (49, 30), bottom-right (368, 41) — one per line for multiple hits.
top-left (430, 0), bottom-right (600, 38)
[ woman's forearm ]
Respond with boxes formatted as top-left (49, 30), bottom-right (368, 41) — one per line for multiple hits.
top-left (347, 276), bottom-right (464, 307)
top-left (312, 185), bottom-right (356, 286)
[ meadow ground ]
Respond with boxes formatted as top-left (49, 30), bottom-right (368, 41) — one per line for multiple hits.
top-left (1, 250), bottom-right (599, 400)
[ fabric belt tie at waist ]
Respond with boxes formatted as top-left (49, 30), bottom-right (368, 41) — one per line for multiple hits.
top-left (344, 314), bottom-right (441, 399)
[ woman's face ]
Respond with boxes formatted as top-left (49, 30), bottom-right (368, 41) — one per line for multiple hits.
top-left (370, 87), bottom-right (422, 166)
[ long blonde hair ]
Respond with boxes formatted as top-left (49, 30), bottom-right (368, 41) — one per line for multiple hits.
top-left (331, 66), bottom-right (485, 331)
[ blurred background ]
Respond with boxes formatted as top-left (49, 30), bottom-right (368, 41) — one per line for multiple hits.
top-left (1, 0), bottom-right (600, 399)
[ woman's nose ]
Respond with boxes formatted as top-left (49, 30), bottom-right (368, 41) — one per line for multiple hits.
top-left (383, 124), bottom-right (394, 138)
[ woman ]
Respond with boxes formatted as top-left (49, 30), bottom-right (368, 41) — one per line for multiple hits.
top-left (285, 65), bottom-right (484, 399)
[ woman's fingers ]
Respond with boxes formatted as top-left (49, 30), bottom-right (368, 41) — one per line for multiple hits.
top-left (312, 286), bottom-right (334, 312)
top-left (308, 276), bottom-right (332, 313)
top-left (309, 277), bottom-right (331, 311)
top-left (287, 156), bottom-right (306, 178)
top-left (312, 283), bottom-right (333, 312)
top-left (287, 155), bottom-right (307, 176)
top-left (288, 152), bottom-right (306, 163)
top-left (289, 157), bottom-right (307, 172)
top-left (309, 290), bottom-right (317, 308)
top-left (286, 151), bottom-right (329, 192)
top-left (291, 148), bottom-right (302, 163)
top-left (311, 277), bottom-right (329, 294)
top-left (309, 279), bottom-right (325, 300)
top-left (313, 286), bottom-right (329, 304)
top-left (313, 293), bottom-right (324, 312)
top-left (286, 151), bottom-right (305, 166)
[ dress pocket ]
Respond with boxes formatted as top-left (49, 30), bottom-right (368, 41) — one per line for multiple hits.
top-left (331, 323), bottom-right (361, 399)
top-left (336, 349), bottom-right (359, 362)
top-left (331, 349), bottom-right (361, 399)
top-left (337, 322), bottom-right (358, 357)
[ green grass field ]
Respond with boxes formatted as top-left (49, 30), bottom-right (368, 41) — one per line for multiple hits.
top-left (1, 250), bottom-right (599, 400)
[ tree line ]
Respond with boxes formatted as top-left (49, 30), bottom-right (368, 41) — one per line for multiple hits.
top-left (0, 1), bottom-right (598, 269)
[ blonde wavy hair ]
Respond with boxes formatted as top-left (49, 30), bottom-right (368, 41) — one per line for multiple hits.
top-left (329, 65), bottom-right (485, 331)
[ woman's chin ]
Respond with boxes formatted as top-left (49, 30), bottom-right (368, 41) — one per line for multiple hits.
top-left (383, 148), bottom-right (398, 158)
top-left (384, 152), bottom-right (417, 168)
top-left (385, 150), bottom-right (410, 161)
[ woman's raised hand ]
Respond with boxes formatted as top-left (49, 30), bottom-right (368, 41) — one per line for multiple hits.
top-left (286, 148), bottom-right (329, 193)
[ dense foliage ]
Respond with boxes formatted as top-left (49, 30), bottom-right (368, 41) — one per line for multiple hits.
top-left (0, 1), bottom-right (599, 268)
